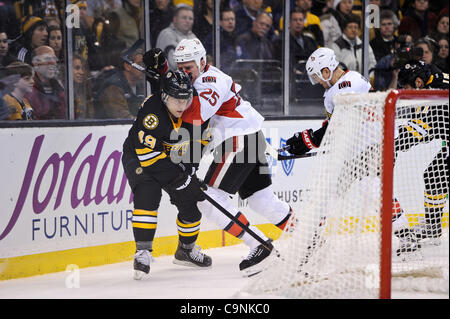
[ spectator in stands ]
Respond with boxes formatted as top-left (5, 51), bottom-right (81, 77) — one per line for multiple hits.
top-left (434, 36), bottom-right (449, 73)
top-left (26, 45), bottom-right (66, 120)
top-left (370, 10), bottom-right (399, 62)
top-left (398, 0), bottom-right (438, 42)
top-left (43, 16), bottom-right (61, 29)
top-left (47, 25), bottom-right (65, 84)
top-left (17, 0), bottom-right (63, 22)
top-left (69, 1), bottom-right (95, 67)
top-left (156, 5), bottom-right (196, 70)
top-left (73, 54), bottom-right (95, 119)
top-left (415, 37), bottom-right (435, 65)
top-left (330, 13), bottom-right (376, 74)
top-left (1, 71), bottom-right (19, 120)
top-left (149, 0), bottom-right (175, 48)
top-left (115, 0), bottom-right (142, 48)
top-left (2, 61), bottom-right (34, 120)
top-left (173, 0), bottom-right (193, 7)
top-left (373, 34), bottom-right (414, 91)
top-left (15, 16), bottom-right (48, 65)
top-left (48, 26), bottom-right (63, 63)
top-left (90, 11), bottom-right (127, 70)
top-left (204, 7), bottom-right (237, 72)
top-left (430, 13), bottom-right (449, 42)
top-left (95, 48), bottom-right (145, 119)
top-left (0, 1), bottom-right (20, 40)
top-left (295, 0), bottom-right (324, 46)
top-left (234, 0), bottom-right (264, 36)
top-left (85, 0), bottom-right (122, 29)
top-left (193, 0), bottom-right (213, 43)
top-left (0, 29), bottom-right (17, 67)
top-left (320, 0), bottom-right (353, 48)
top-left (235, 10), bottom-right (274, 60)
top-left (275, 8), bottom-right (318, 69)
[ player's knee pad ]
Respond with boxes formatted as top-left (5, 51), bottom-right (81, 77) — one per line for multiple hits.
top-left (246, 185), bottom-right (290, 225)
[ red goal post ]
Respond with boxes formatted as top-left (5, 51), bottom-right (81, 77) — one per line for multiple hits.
top-left (242, 89), bottom-right (449, 299)
top-left (380, 89), bottom-right (449, 299)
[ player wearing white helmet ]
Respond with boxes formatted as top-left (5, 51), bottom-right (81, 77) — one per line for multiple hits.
top-left (171, 38), bottom-right (296, 276)
top-left (286, 47), bottom-right (371, 155)
top-left (288, 48), bottom-right (428, 259)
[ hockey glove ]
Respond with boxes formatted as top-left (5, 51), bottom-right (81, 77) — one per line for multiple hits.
top-left (286, 129), bottom-right (320, 156)
top-left (168, 166), bottom-right (207, 203)
top-left (143, 48), bottom-right (168, 79)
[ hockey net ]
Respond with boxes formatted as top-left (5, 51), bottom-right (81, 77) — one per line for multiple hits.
top-left (242, 90), bottom-right (449, 299)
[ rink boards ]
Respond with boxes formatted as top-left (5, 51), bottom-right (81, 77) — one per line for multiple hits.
top-left (0, 119), bottom-right (448, 280)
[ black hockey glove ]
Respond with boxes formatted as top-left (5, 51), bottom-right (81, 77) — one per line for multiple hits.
top-left (168, 165), bottom-right (207, 203)
top-left (143, 48), bottom-right (168, 79)
top-left (286, 129), bottom-right (320, 156)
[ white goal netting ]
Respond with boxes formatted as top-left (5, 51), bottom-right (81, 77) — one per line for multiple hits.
top-left (242, 90), bottom-right (449, 299)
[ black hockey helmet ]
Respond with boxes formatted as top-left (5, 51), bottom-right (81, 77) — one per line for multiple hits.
top-left (161, 70), bottom-right (193, 100)
top-left (398, 60), bottom-right (430, 89)
top-left (398, 60), bottom-right (449, 89)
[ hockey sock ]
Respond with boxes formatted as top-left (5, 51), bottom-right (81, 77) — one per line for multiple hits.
top-left (177, 218), bottom-right (201, 246)
top-left (223, 212), bottom-right (268, 249)
top-left (197, 187), bottom-right (268, 248)
top-left (132, 209), bottom-right (158, 246)
top-left (424, 192), bottom-right (447, 237)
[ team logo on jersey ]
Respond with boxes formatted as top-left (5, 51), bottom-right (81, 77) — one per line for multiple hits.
top-left (338, 81), bottom-right (351, 89)
top-left (280, 138), bottom-right (294, 176)
top-left (143, 114), bottom-right (159, 130)
top-left (202, 76), bottom-right (216, 83)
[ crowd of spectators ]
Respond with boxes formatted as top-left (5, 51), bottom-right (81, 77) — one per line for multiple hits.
top-left (0, 0), bottom-right (448, 121)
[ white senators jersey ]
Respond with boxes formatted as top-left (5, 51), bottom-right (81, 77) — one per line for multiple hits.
top-left (323, 70), bottom-right (372, 118)
top-left (182, 65), bottom-right (264, 148)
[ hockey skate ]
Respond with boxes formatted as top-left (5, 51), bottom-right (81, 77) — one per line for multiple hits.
top-left (239, 239), bottom-right (274, 277)
top-left (133, 249), bottom-right (152, 280)
top-left (412, 222), bottom-right (442, 246)
top-left (394, 229), bottom-right (422, 262)
top-left (173, 243), bottom-right (212, 268)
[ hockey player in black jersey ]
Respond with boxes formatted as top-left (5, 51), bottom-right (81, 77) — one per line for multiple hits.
top-left (394, 60), bottom-right (449, 251)
top-left (122, 69), bottom-right (212, 279)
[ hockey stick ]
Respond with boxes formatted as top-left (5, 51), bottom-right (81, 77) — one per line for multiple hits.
top-left (200, 187), bottom-right (273, 252)
top-left (120, 39), bottom-right (160, 80)
top-left (265, 142), bottom-right (318, 160)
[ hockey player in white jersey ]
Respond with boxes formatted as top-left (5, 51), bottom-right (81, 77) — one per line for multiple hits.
top-left (173, 38), bottom-right (295, 276)
top-left (285, 47), bottom-right (371, 156)
top-left (285, 47), bottom-right (420, 259)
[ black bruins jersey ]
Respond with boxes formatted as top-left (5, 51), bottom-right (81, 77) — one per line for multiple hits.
top-left (124, 93), bottom-right (209, 173)
top-left (395, 103), bottom-right (449, 152)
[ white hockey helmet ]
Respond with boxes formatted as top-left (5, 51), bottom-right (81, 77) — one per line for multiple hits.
top-left (173, 38), bottom-right (207, 71)
top-left (306, 47), bottom-right (339, 85)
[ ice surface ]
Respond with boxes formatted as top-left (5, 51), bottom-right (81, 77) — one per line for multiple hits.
top-left (0, 244), bottom-right (447, 299)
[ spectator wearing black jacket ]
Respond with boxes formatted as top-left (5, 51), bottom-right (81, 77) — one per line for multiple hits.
top-left (370, 10), bottom-right (399, 62)
top-left (235, 10), bottom-right (273, 60)
top-left (149, 0), bottom-right (175, 48)
top-left (274, 8), bottom-right (318, 70)
top-left (204, 7), bottom-right (237, 72)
